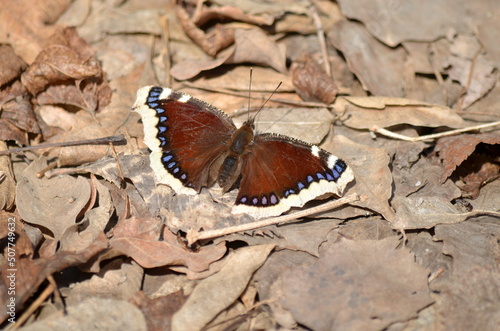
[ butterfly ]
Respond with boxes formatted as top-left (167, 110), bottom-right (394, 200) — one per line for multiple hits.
top-left (133, 86), bottom-right (354, 219)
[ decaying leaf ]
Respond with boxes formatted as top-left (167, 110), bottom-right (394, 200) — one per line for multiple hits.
top-left (434, 133), bottom-right (500, 193)
top-left (280, 236), bottom-right (433, 330)
top-left (338, 96), bottom-right (466, 130)
top-left (16, 157), bottom-right (91, 241)
top-left (291, 53), bottom-right (338, 104)
top-left (110, 216), bottom-right (227, 272)
top-left (171, 244), bottom-right (275, 331)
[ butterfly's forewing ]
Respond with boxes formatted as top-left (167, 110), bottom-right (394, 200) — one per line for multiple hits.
top-left (232, 133), bottom-right (354, 218)
top-left (133, 86), bottom-right (236, 194)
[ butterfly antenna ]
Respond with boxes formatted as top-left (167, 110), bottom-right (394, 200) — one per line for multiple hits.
top-left (247, 68), bottom-right (253, 122)
top-left (252, 81), bottom-right (282, 122)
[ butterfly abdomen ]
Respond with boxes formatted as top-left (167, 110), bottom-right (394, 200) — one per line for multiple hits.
top-left (218, 122), bottom-right (254, 191)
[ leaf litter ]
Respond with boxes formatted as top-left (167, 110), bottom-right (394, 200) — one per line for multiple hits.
top-left (0, 0), bottom-right (499, 330)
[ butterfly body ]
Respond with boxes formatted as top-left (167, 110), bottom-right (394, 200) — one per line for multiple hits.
top-left (133, 86), bottom-right (354, 219)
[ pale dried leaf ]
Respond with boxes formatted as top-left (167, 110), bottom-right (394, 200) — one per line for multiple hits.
top-left (171, 244), bottom-right (275, 331)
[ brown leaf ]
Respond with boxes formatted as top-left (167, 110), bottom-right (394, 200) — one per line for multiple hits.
top-left (0, 0), bottom-right (71, 64)
top-left (110, 216), bottom-right (227, 272)
top-left (130, 291), bottom-right (187, 331)
top-left (329, 20), bottom-right (408, 97)
top-left (323, 135), bottom-right (396, 223)
top-left (0, 81), bottom-right (40, 144)
top-left (20, 27), bottom-right (110, 112)
top-left (175, 4), bottom-right (234, 57)
top-left (171, 244), bottom-right (275, 331)
top-left (337, 0), bottom-right (466, 47)
top-left (228, 28), bottom-right (287, 73)
top-left (59, 177), bottom-right (113, 252)
top-left (16, 157), bottom-right (92, 241)
top-left (280, 236), bottom-right (433, 330)
top-left (433, 221), bottom-right (500, 330)
top-left (0, 143), bottom-right (16, 210)
top-left (0, 45), bottom-right (27, 87)
top-left (434, 133), bottom-right (500, 190)
top-left (10, 297), bottom-right (147, 330)
top-left (290, 53), bottom-right (338, 104)
top-left (337, 96), bottom-right (466, 130)
top-left (37, 80), bottom-right (112, 112)
top-left (192, 5), bottom-right (274, 27)
top-left (0, 234), bottom-right (108, 324)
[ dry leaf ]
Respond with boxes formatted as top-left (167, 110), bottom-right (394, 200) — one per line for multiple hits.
top-left (0, 234), bottom-right (108, 324)
top-left (290, 53), bottom-right (338, 104)
top-left (434, 133), bottom-right (500, 188)
top-left (0, 142), bottom-right (15, 210)
top-left (175, 4), bottom-right (234, 57)
top-left (337, 0), bottom-right (466, 47)
top-left (16, 157), bottom-right (91, 241)
top-left (15, 298), bottom-right (147, 331)
top-left (338, 96), bottom-right (466, 129)
top-left (0, 45), bottom-right (26, 87)
top-left (329, 20), bottom-right (407, 97)
top-left (171, 244), bottom-right (275, 331)
top-left (228, 28), bottom-right (287, 73)
top-left (280, 236), bottom-right (433, 330)
top-left (110, 216), bottom-right (227, 272)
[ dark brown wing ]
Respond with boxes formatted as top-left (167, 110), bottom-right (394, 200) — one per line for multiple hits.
top-left (232, 133), bottom-right (354, 218)
top-left (133, 86), bottom-right (236, 194)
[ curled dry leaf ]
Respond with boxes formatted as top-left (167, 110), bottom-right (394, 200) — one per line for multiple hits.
top-left (171, 26), bottom-right (286, 79)
top-left (0, 81), bottom-right (40, 144)
top-left (21, 27), bottom-right (101, 95)
top-left (290, 53), bottom-right (338, 104)
top-left (192, 4), bottom-right (274, 26)
top-left (0, 45), bottom-right (27, 87)
top-left (110, 216), bottom-right (227, 272)
top-left (434, 133), bottom-right (500, 196)
top-left (0, 142), bottom-right (16, 210)
top-left (176, 4), bottom-right (234, 57)
top-left (20, 27), bottom-right (111, 112)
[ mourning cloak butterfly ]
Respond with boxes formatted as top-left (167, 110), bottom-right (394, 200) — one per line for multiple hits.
top-left (133, 86), bottom-right (354, 219)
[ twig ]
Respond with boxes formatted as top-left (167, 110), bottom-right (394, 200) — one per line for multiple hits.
top-left (187, 193), bottom-right (360, 245)
top-left (0, 135), bottom-right (127, 156)
top-left (371, 120), bottom-right (500, 142)
top-left (309, 1), bottom-right (331, 76)
top-left (160, 15), bottom-right (172, 87)
top-left (6, 281), bottom-right (55, 330)
top-left (456, 46), bottom-right (483, 110)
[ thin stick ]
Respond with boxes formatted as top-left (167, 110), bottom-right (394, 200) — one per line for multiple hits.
top-left (310, 1), bottom-right (331, 76)
top-left (160, 15), bottom-right (172, 87)
top-left (6, 282), bottom-right (55, 330)
top-left (187, 193), bottom-right (359, 245)
top-left (0, 135), bottom-right (126, 156)
top-left (371, 120), bottom-right (500, 142)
